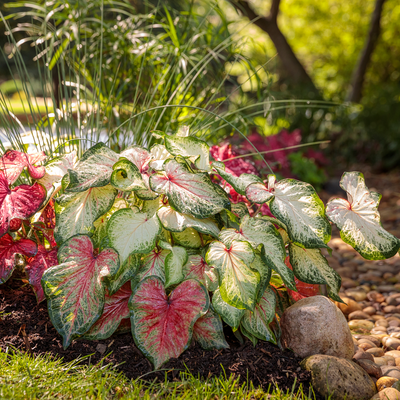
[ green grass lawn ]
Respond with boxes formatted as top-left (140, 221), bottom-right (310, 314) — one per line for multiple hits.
top-left (0, 349), bottom-right (321, 400)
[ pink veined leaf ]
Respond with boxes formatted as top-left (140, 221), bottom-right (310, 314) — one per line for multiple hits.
top-left (84, 281), bottom-right (132, 340)
top-left (0, 173), bottom-right (47, 238)
top-left (192, 307), bottom-right (229, 351)
top-left (25, 245), bottom-right (58, 303)
top-left (0, 233), bottom-right (37, 284)
top-left (182, 255), bottom-right (218, 291)
top-left (130, 277), bottom-right (209, 369)
top-left (31, 222), bottom-right (57, 248)
top-left (41, 235), bottom-right (120, 348)
top-left (0, 150), bottom-right (46, 184)
top-left (120, 146), bottom-right (152, 173)
top-left (9, 218), bottom-right (22, 232)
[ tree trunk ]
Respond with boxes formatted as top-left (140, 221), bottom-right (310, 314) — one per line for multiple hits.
top-left (346, 0), bottom-right (386, 103)
top-left (234, 0), bottom-right (319, 94)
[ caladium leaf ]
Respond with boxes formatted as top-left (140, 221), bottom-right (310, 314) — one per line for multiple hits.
top-left (326, 171), bottom-right (400, 260)
top-left (108, 207), bottom-right (161, 263)
top-left (193, 307), bottom-right (229, 350)
top-left (212, 162), bottom-right (262, 195)
top-left (206, 239), bottom-right (259, 310)
top-left (149, 144), bottom-right (171, 170)
top-left (159, 240), bottom-right (188, 288)
top-left (136, 173), bottom-right (159, 200)
top-left (110, 159), bottom-right (147, 192)
top-left (240, 324), bottom-right (258, 346)
top-left (219, 216), bottom-right (295, 291)
top-left (212, 288), bottom-right (244, 330)
top-left (241, 286), bottom-right (276, 343)
top-left (54, 185), bottom-right (117, 245)
top-left (157, 205), bottom-right (220, 237)
top-left (129, 277), bottom-right (209, 369)
top-left (250, 252), bottom-right (272, 302)
top-left (172, 227), bottom-right (202, 249)
top-left (106, 254), bottom-right (140, 296)
top-left (25, 245), bottom-right (58, 303)
top-left (288, 244), bottom-right (341, 301)
top-left (149, 159), bottom-right (230, 219)
top-left (246, 175), bottom-right (331, 249)
top-left (66, 143), bottom-right (119, 192)
top-left (42, 235), bottom-right (120, 348)
top-left (164, 134), bottom-right (211, 171)
top-left (84, 282), bottom-right (131, 340)
top-left (38, 151), bottom-right (77, 193)
top-left (135, 249), bottom-right (169, 284)
top-left (0, 174), bottom-right (47, 238)
top-left (0, 150), bottom-right (46, 184)
top-left (0, 234), bottom-right (37, 284)
top-left (182, 254), bottom-right (219, 292)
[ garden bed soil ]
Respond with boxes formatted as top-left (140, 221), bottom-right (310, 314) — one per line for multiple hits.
top-left (0, 273), bottom-right (314, 395)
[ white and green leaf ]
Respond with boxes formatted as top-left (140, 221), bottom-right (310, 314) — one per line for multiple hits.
top-left (157, 205), bottom-right (220, 238)
top-left (54, 185), bottom-right (117, 245)
top-left (108, 207), bottom-right (161, 263)
top-left (110, 159), bottom-right (147, 192)
top-left (106, 254), bottom-right (140, 296)
top-left (182, 254), bottom-right (219, 292)
top-left (326, 171), bottom-right (400, 260)
top-left (159, 240), bottom-right (188, 288)
top-left (288, 243), bottom-right (342, 302)
top-left (66, 143), bottom-right (119, 192)
top-left (149, 159), bottom-right (230, 219)
top-left (206, 240), bottom-right (259, 310)
top-left (241, 286), bottom-right (276, 343)
top-left (212, 288), bottom-right (244, 330)
top-left (172, 228), bottom-right (203, 249)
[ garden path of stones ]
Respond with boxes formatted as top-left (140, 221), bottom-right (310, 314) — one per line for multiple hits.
top-left (295, 171), bottom-right (400, 400)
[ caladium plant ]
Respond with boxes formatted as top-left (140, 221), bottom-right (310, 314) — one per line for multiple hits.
top-left (2, 127), bottom-right (399, 370)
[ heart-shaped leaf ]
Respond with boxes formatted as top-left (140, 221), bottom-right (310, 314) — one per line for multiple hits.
top-left (0, 234), bottom-right (37, 284)
top-left (193, 307), bottom-right (229, 350)
top-left (25, 245), bottom-right (58, 303)
top-left (149, 159), bottom-right (230, 219)
top-left (135, 249), bottom-right (169, 284)
top-left (212, 162), bottom-right (262, 195)
top-left (129, 277), bottom-right (209, 369)
top-left (246, 175), bottom-right (331, 249)
top-left (212, 288), bottom-right (244, 330)
top-left (219, 216), bottom-right (296, 291)
top-left (0, 174), bottom-right (47, 238)
top-left (110, 159), bottom-right (147, 192)
top-left (172, 228), bottom-right (203, 249)
top-left (182, 254), bottom-right (219, 292)
top-left (288, 244), bottom-right (341, 301)
top-left (108, 207), bottom-right (161, 263)
top-left (164, 134), bottom-right (211, 171)
top-left (66, 143), bottom-right (119, 192)
top-left (54, 185), bottom-right (117, 245)
top-left (38, 151), bottom-right (77, 193)
top-left (149, 144), bottom-right (171, 170)
top-left (42, 235), bottom-right (120, 348)
top-left (157, 205), bottom-right (220, 238)
top-left (326, 171), bottom-right (400, 260)
top-left (206, 239), bottom-right (259, 310)
top-left (0, 150), bottom-right (46, 184)
top-left (241, 286), bottom-right (276, 343)
top-left (84, 282), bottom-right (132, 340)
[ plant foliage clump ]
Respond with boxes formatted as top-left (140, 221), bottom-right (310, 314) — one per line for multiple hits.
top-left (0, 130), bottom-right (399, 370)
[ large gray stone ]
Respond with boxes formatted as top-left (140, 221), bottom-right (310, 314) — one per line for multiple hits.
top-left (301, 355), bottom-right (377, 400)
top-left (281, 295), bottom-right (354, 359)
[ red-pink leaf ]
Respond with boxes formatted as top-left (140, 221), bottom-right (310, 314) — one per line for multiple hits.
top-left (0, 173), bottom-right (47, 238)
top-left (41, 235), bottom-right (120, 348)
top-left (25, 245), bottom-right (58, 303)
top-left (39, 200), bottom-right (56, 229)
top-left (129, 277), bottom-right (209, 369)
top-left (84, 282), bottom-right (132, 340)
top-left (0, 233), bottom-right (37, 284)
top-left (9, 218), bottom-right (22, 232)
top-left (0, 150), bottom-right (46, 184)
top-left (193, 307), bottom-right (229, 350)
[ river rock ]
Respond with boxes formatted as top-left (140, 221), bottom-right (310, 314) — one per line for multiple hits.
top-left (370, 387), bottom-right (400, 399)
top-left (374, 357), bottom-right (388, 366)
top-left (356, 335), bottom-right (382, 347)
top-left (337, 297), bottom-right (363, 315)
top-left (349, 320), bottom-right (375, 331)
top-left (301, 355), bottom-right (376, 400)
top-left (281, 296), bottom-right (354, 359)
top-left (384, 338), bottom-right (400, 350)
top-left (356, 359), bottom-right (382, 379)
top-left (376, 377), bottom-right (398, 391)
top-left (367, 348), bottom-right (385, 357)
top-left (381, 366), bottom-right (400, 380)
top-left (349, 311), bottom-right (371, 320)
top-left (385, 351), bottom-right (400, 359)
top-left (354, 350), bottom-right (374, 362)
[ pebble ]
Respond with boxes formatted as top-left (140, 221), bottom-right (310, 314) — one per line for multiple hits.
top-left (374, 357), bottom-right (388, 366)
top-left (349, 320), bottom-right (375, 331)
top-left (349, 311), bottom-right (372, 320)
top-left (380, 366), bottom-right (400, 380)
top-left (383, 356), bottom-right (396, 366)
top-left (376, 320), bottom-right (389, 327)
top-left (354, 350), bottom-right (375, 362)
top-left (385, 351), bottom-right (400, 359)
top-left (384, 338), bottom-right (400, 350)
top-left (365, 306), bottom-right (378, 315)
top-left (356, 359), bottom-right (382, 379)
top-left (376, 377), bottom-right (398, 391)
top-left (370, 387), bottom-right (400, 399)
top-left (367, 348), bottom-right (385, 357)
top-left (337, 297), bottom-right (363, 315)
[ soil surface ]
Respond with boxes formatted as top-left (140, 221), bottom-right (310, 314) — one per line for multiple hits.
top-left (0, 274), bottom-right (312, 393)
